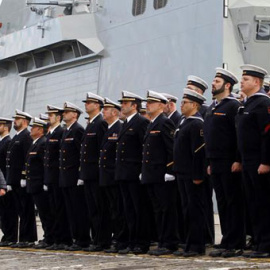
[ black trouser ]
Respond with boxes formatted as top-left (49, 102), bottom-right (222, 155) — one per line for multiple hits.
top-left (203, 175), bottom-right (215, 245)
top-left (0, 191), bottom-right (18, 242)
top-left (84, 181), bottom-right (112, 248)
top-left (103, 184), bottom-right (128, 248)
top-left (242, 164), bottom-right (270, 252)
top-left (177, 175), bottom-right (205, 253)
top-left (12, 186), bottom-right (37, 242)
top-left (119, 181), bottom-right (151, 250)
top-left (211, 170), bottom-right (245, 249)
top-left (147, 181), bottom-right (179, 250)
top-left (62, 185), bottom-right (91, 247)
top-left (32, 191), bottom-right (54, 245)
top-left (47, 183), bottom-right (72, 245)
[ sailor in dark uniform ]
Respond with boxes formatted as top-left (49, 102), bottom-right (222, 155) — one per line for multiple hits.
top-left (115, 91), bottom-right (151, 254)
top-left (6, 110), bottom-right (37, 248)
top-left (162, 93), bottom-right (182, 126)
top-left (204, 68), bottom-right (245, 257)
top-left (0, 117), bottom-right (18, 246)
top-left (186, 75), bottom-right (215, 246)
top-left (78, 92), bottom-right (109, 252)
top-left (236, 64), bottom-right (270, 258)
top-left (141, 91), bottom-right (179, 256)
top-left (59, 102), bottom-right (91, 251)
top-left (173, 89), bottom-right (207, 257)
top-left (186, 75), bottom-right (209, 118)
top-left (43, 105), bottom-right (72, 250)
top-left (100, 98), bottom-right (127, 253)
top-left (25, 117), bottom-right (54, 249)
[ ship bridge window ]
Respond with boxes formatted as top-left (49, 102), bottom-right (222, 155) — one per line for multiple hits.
top-left (154, 0), bottom-right (168, 9)
top-left (256, 22), bottom-right (270, 41)
top-left (132, 0), bottom-right (146, 16)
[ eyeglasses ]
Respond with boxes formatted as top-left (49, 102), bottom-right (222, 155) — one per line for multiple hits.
top-left (180, 101), bottom-right (194, 105)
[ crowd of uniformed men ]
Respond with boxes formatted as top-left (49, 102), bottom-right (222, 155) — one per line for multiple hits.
top-left (0, 64), bottom-right (269, 258)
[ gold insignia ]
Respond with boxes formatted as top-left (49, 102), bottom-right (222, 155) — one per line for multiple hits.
top-left (200, 129), bottom-right (203, 137)
top-left (194, 143), bottom-right (205, 153)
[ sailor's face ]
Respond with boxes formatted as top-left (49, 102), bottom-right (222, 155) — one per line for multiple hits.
top-left (102, 107), bottom-right (113, 121)
top-left (48, 113), bottom-right (57, 126)
top-left (212, 77), bottom-right (225, 96)
top-left (62, 111), bottom-right (75, 122)
top-left (121, 101), bottom-right (134, 116)
top-left (146, 101), bottom-right (161, 116)
top-left (85, 101), bottom-right (97, 114)
top-left (241, 75), bottom-right (257, 96)
top-left (13, 118), bottom-right (23, 131)
top-left (180, 98), bottom-right (194, 115)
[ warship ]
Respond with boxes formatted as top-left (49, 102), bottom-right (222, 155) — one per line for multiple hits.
top-left (0, 0), bottom-right (269, 121)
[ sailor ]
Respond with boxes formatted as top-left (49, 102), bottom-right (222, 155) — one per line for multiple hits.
top-left (204, 68), bottom-right (245, 257)
top-left (236, 64), bottom-right (270, 258)
top-left (161, 93), bottom-right (181, 126)
top-left (39, 113), bottom-right (50, 134)
top-left (0, 117), bottom-right (18, 246)
top-left (43, 105), bottom-right (72, 250)
top-left (115, 91), bottom-right (151, 254)
top-left (186, 75), bottom-right (214, 246)
top-left (6, 110), bottom-right (37, 248)
top-left (173, 89), bottom-right (206, 257)
top-left (78, 92), bottom-right (109, 252)
top-left (99, 98), bottom-right (127, 253)
top-left (141, 91), bottom-right (179, 256)
top-left (59, 102), bottom-right (91, 251)
top-left (25, 117), bottom-right (54, 249)
top-left (186, 75), bottom-right (209, 118)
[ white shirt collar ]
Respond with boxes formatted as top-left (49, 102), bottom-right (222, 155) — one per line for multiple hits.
top-left (17, 128), bottom-right (27, 135)
top-left (32, 137), bottom-right (40, 145)
top-left (151, 113), bottom-right (162, 123)
top-left (89, 113), bottom-right (101, 124)
top-left (126, 112), bottom-right (137, 123)
top-left (108, 119), bottom-right (119, 129)
top-left (0, 134), bottom-right (10, 141)
top-left (168, 110), bottom-right (176, 119)
top-left (67, 121), bottom-right (76, 131)
top-left (50, 124), bottom-right (60, 134)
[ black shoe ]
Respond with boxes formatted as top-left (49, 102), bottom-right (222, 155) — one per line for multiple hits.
top-left (118, 247), bottom-right (133, 254)
top-left (173, 250), bottom-right (184, 256)
top-left (178, 243), bottom-right (186, 249)
top-left (249, 251), bottom-right (270, 258)
top-left (34, 242), bottom-right (50, 249)
top-left (242, 251), bottom-right (254, 258)
top-left (17, 242), bottom-right (35, 248)
top-left (132, 247), bottom-right (148, 255)
top-left (183, 251), bottom-right (205, 257)
top-left (65, 244), bottom-right (82, 251)
top-left (83, 245), bottom-right (104, 252)
top-left (53, 244), bottom-right (70, 250)
top-left (0, 241), bottom-right (11, 247)
top-left (213, 244), bottom-right (226, 249)
top-left (149, 247), bottom-right (174, 256)
top-left (209, 249), bottom-right (226, 257)
top-left (221, 249), bottom-right (243, 258)
top-left (104, 246), bottom-right (119, 253)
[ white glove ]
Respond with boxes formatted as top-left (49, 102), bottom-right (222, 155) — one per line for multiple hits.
top-left (77, 179), bottom-right (84, 186)
top-left (43, 185), bottom-right (48, 191)
top-left (7, 185), bottom-right (12, 192)
top-left (164, 174), bottom-right (175, 182)
top-left (139, 173), bottom-right (142, 181)
top-left (20, 179), bottom-right (26, 188)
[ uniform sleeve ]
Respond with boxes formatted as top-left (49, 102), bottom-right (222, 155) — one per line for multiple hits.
top-left (97, 121), bottom-right (108, 150)
top-left (190, 121), bottom-right (205, 180)
top-left (257, 100), bottom-right (270, 165)
top-left (161, 119), bottom-right (175, 174)
top-left (21, 133), bottom-right (33, 179)
top-left (138, 117), bottom-right (150, 145)
top-left (75, 126), bottom-right (84, 152)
